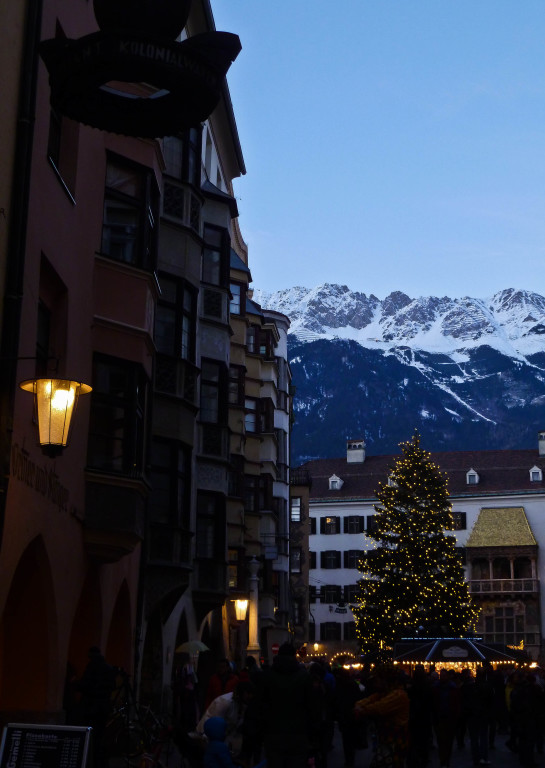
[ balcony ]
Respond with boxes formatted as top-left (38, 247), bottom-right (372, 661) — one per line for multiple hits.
top-left (469, 579), bottom-right (539, 595)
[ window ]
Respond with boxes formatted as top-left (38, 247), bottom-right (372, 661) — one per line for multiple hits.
top-left (163, 128), bottom-right (202, 186)
top-left (321, 551), bottom-right (341, 569)
top-left (228, 548), bottom-right (240, 589)
top-left (322, 585), bottom-right (342, 604)
top-left (466, 469), bottom-right (479, 485)
top-left (244, 475), bottom-right (259, 513)
top-left (196, 493), bottom-right (225, 560)
top-left (200, 360), bottom-right (226, 424)
top-left (148, 439), bottom-right (191, 528)
top-left (87, 355), bottom-right (148, 475)
top-left (344, 622), bottom-right (357, 641)
top-left (101, 158), bottom-right (158, 270)
top-left (203, 224), bottom-right (229, 288)
top-left (344, 516), bottom-right (365, 534)
top-left (452, 512), bottom-right (467, 531)
top-left (246, 326), bottom-right (258, 353)
top-left (230, 282), bottom-right (244, 315)
top-left (290, 547), bottom-right (302, 573)
top-left (155, 275), bottom-right (196, 362)
top-left (227, 365), bottom-right (245, 406)
top-left (530, 466), bottom-right (543, 482)
top-left (320, 622), bottom-right (341, 641)
top-left (244, 398), bottom-right (257, 432)
top-left (320, 517), bottom-right (340, 535)
top-left (291, 497), bottom-right (302, 522)
top-left (344, 584), bottom-right (358, 603)
top-left (328, 475), bottom-right (343, 490)
top-left (366, 516), bottom-right (378, 534)
top-left (344, 550), bottom-right (364, 569)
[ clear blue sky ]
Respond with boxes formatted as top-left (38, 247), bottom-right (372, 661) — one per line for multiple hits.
top-left (212, 1), bottom-right (545, 300)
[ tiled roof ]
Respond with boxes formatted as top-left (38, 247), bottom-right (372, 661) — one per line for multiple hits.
top-left (466, 507), bottom-right (537, 547)
top-left (300, 448), bottom-right (545, 501)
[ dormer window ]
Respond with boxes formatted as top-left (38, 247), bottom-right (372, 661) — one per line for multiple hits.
top-left (466, 469), bottom-right (479, 486)
top-left (387, 474), bottom-right (397, 487)
top-left (530, 466), bottom-right (543, 483)
top-left (328, 474), bottom-right (343, 491)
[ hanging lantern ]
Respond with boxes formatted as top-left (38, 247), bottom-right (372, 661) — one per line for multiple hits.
top-left (234, 599), bottom-right (249, 622)
top-left (19, 378), bottom-right (92, 455)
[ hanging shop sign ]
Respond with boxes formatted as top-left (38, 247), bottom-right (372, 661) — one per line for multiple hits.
top-left (40, 0), bottom-right (241, 138)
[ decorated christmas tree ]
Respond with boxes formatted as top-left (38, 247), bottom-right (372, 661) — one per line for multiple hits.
top-left (354, 432), bottom-right (478, 659)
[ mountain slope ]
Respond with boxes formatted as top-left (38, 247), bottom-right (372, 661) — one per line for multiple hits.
top-left (253, 286), bottom-right (545, 465)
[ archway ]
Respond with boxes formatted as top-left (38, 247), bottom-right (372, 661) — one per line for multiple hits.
top-left (0, 537), bottom-right (57, 714)
top-left (140, 610), bottom-right (163, 710)
top-left (105, 581), bottom-right (132, 673)
top-left (67, 568), bottom-right (103, 679)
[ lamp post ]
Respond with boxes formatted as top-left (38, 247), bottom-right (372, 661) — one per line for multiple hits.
top-left (246, 557), bottom-right (261, 662)
top-left (234, 599), bottom-right (249, 623)
top-left (19, 377), bottom-right (92, 456)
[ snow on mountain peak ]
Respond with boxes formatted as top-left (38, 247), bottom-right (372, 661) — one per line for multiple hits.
top-left (252, 285), bottom-right (545, 359)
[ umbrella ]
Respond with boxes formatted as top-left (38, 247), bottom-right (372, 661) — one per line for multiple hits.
top-left (175, 640), bottom-right (209, 654)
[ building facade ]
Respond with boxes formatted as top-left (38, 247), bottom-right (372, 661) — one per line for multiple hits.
top-left (0, 0), bottom-right (291, 724)
top-left (293, 435), bottom-right (545, 661)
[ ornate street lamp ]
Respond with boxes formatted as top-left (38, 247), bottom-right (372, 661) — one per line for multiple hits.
top-left (19, 378), bottom-right (92, 456)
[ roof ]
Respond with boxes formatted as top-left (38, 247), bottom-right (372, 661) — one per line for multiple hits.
top-left (201, 179), bottom-right (238, 218)
top-left (301, 448), bottom-right (545, 502)
top-left (466, 507), bottom-right (537, 547)
top-left (230, 248), bottom-right (251, 276)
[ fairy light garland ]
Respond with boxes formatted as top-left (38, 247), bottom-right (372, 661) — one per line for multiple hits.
top-left (353, 432), bottom-right (479, 661)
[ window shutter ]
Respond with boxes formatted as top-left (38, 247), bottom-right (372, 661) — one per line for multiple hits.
top-left (335, 516), bottom-right (341, 533)
top-left (343, 551), bottom-right (349, 568)
top-left (310, 551), bottom-right (316, 569)
top-left (320, 518), bottom-right (326, 534)
top-left (310, 517), bottom-right (316, 535)
top-left (359, 516), bottom-right (366, 533)
top-left (309, 586), bottom-right (316, 603)
top-left (335, 551), bottom-right (341, 568)
top-left (343, 516), bottom-right (349, 533)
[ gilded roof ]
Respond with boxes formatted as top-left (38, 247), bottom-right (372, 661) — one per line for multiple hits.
top-left (466, 507), bottom-right (537, 547)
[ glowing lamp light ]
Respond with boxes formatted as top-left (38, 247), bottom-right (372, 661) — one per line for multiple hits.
top-left (234, 599), bottom-right (249, 622)
top-left (20, 378), bottom-right (92, 455)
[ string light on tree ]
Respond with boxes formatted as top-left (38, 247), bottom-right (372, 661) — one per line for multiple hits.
top-left (353, 431), bottom-right (479, 662)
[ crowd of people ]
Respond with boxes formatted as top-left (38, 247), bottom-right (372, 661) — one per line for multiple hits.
top-left (172, 646), bottom-right (545, 768)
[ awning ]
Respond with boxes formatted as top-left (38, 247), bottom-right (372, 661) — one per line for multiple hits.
top-left (393, 637), bottom-right (519, 663)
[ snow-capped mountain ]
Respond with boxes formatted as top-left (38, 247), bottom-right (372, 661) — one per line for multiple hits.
top-left (253, 286), bottom-right (545, 466)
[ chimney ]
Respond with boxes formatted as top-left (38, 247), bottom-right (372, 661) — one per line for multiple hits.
top-left (539, 431), bottom-right (545, 457)
top-left (346, 439), bottom-right (366, 464)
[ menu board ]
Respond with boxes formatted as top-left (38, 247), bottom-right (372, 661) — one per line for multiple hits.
top-left (0, 724), bottom-right (91, 768)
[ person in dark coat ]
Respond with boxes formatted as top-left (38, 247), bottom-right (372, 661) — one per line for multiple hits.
top-left (257, 643), bottom-right (316, 768)
top-left (77, 647), bottom-right (116, 768)
top-left (432, 669), bottom-right (461, 768)
top-left (334, 667), bottom-right (364, 768)
top-left (466, 668), bottom-right (494, 767)
top-left (510, 671), bottom-right (544, 768)
top-left (407, 665), bottom-right (433, 768)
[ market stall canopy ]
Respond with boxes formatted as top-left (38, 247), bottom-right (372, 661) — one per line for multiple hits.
top-left (393, 637), bottom-right (519, 663)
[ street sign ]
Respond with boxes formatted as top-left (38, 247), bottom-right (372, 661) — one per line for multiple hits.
top-left (271, 643), bottom-right (279, 655)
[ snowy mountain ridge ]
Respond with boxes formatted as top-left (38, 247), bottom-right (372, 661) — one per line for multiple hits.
top-left (253, 285), bottom-right (545, 362)
top-left (252, 285), bottom-right (545, 464)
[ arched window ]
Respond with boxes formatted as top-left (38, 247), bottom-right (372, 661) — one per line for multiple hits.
top-left (514, 557), bottom-right (532, 579)
top-left (472, 558), bottom-right (489, 580)
top-left (493, 557), bottom-right (510, 580)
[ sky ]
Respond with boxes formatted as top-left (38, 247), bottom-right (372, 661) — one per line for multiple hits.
top-left (212, 1), bottom-right (545, 301)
